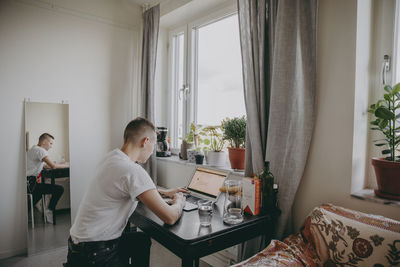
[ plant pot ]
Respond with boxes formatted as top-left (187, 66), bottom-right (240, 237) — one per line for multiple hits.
top-left (187, 149), bottom-right (196, 163)
top-left (371, 157), bottom-right (400, 200)
top-left (228, 147), bottom-right (245, 170)
top-left (179, 141), bottom-right (194, 160)
top-left (195, 154), bottom-right (204, 165)
top-left (205, 151), bottom-right (227, 167)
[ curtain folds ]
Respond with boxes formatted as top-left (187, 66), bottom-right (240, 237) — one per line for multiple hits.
top-left (238, 0), bottom-right (270, 179)
top-left (238, 0), bottom-right (318, 257)
top-left (140, 4), bottom-right (160, 183)
top-left (237, 0), bottom-right (272, 259)
top-left (266, 0), bottom-right (317, 239)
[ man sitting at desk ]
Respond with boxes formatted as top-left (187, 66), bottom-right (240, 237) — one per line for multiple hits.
top-left (26, 133), bottom-right (65, 223)
top-left (66, 117), bottom-right (187, 267)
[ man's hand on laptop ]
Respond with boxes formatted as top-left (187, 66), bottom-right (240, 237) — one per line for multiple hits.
top-left (170, 192), bottom-right (186, 211)
top-left (159, 187), bottom-right (190, 198)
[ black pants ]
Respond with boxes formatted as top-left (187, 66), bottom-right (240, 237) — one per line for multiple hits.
top-left (27, 176), bottom-right (64, 210)
top-left (66, 232), bottom-right (152, 267)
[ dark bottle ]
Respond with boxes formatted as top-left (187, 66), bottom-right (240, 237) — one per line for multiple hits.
top-left (259, 161), bottom-right (274, 212)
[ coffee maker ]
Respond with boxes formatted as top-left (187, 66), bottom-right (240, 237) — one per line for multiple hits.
top-left (156, 127), bottom-right (171, 157)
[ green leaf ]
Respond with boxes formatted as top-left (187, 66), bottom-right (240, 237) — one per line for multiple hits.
top-left (382, 149), bottom-right (392, 155)
top-left (384, 94), bottom-right (391, 101)
top-left (379, 119), bottom-right (388, 129)
top-left (374, 143), bottom-right (387, 146)
top-left (384, 85), bottom-right (393, 94)
top-left (370, 120), bottom-right (380, 126)
top-left (392, 83), bottom-right (400, 94)
top-left (375, 107), bottom-right (395, 120)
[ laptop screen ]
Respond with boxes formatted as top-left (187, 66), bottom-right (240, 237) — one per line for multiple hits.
top-left (187, 168), bottom-right (227, 198)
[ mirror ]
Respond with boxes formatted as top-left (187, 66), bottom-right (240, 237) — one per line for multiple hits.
top-left (24, 101), bottom-right (71, 255)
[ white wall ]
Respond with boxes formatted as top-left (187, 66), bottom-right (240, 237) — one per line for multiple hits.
top-left (0, 0), bottom-right (141, 258)
top-left (25, 102), bottom-right (70, 162)
top-left (293, 0), bottom-right (400, 231)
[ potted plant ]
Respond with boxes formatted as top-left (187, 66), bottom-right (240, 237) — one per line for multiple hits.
top-left (222, 116), bottom-right (246, 170)
top-left (179, 123), bottom-right (196, 160)
top-left (202, 125), bottom-right (226, 167)
top-left (367, 82), bottom-right (400, 200)
top-left (180, 123), bottom-right (208, 160)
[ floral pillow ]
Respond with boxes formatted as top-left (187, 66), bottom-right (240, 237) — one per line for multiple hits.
top-left (302, 203), bottom-right (400, 267)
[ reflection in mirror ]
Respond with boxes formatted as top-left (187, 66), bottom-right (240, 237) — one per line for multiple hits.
top-left (25, 102), bottom-right (71, 255)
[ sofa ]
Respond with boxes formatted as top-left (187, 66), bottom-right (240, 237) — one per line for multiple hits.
top-left (233, 203), bottom-right (400, 266)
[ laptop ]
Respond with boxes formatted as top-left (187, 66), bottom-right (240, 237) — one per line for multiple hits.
top-left (183, 167), bottom-right (228, 211)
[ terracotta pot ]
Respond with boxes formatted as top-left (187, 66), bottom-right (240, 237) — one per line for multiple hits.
top-left (228, 147), bottom-right (245, 170)
top-left (371, 157), bottom-right (400, 199)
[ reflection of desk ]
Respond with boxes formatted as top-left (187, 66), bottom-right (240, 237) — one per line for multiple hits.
top-left (41, 167), bottom-right (70, 224)
top-left (130, 201), bottom-right (275, 267)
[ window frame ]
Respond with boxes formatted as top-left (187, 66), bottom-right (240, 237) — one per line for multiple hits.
top-left (167, 4), bottom-right (239, 148)
top-left (393, 0), bottom-right (400, 84)
top-left (168, 25), bottom-right (188, 148)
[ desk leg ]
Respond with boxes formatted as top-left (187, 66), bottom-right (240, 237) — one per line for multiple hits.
top-left (51, 177), bottom-right (56, 225)
top-left (182, 257), bottom-right (199, 267)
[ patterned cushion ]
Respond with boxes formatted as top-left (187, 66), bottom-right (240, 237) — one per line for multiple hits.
top-left (232, 234), bottom-right (321, 267)
top-left (302, 203), bottom-right (400, 266)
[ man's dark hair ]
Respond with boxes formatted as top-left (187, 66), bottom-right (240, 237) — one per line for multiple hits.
top-left (39, 133), bottom-right (54, 142)
top-left (124, 117), bottom-right (156, 144)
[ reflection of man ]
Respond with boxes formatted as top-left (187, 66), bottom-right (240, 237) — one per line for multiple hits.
top-left (26, 133), bottom-right (65, 223)
top-left (66, 117), bottom-right (188, 267)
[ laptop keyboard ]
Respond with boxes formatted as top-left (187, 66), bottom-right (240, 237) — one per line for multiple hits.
top-left (186, 195), bottom-right (202, 204)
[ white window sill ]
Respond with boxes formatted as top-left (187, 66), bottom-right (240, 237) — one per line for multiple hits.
top-left (156, 155), bottom-right (245, 176)
top-left (351, 189), bottom-right (400, 207)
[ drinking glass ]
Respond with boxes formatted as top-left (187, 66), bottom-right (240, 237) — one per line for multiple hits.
top-left (197, 200), bottom-right (213, 226)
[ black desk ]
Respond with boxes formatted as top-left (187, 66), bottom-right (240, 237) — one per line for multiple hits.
top-left (130, 201), bottom-right (274, 267)
top-left (41, 167), bottom-right (70, 224)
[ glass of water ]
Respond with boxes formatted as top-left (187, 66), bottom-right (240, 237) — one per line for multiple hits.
top-left (197, 200), bottom-right (213, 227)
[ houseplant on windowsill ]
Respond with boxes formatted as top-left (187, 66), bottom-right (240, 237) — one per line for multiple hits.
top-left (179, 123), bottom-right (197, 160)
top-left (368, 82), bottom-right (400, 200)
top-left (202, 125), bottom-right (226, 167)
top-left (222, 116), bottom-right (246, 170)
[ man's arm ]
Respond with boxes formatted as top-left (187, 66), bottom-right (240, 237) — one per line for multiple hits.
top-left (42, 156), bottom-right (69, 169)
top-left (158, 187), bottom-right (190, 198)
top-left (138, 188), bottom-right (185, 225)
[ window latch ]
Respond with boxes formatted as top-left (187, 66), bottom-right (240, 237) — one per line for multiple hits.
top-left (382, 55), bottom-right (390, 85)
top-left (178, 85), bottom-right (189, 100)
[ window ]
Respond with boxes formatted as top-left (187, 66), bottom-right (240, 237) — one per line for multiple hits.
top-left (394, 0), bottom-right (400, 84)
top-left (364, 0), bottom-right (400, 190)
top-left (169, 13), bottom-right (246, 148)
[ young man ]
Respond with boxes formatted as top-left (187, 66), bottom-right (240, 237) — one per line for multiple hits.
top-left (26, 133), bottom-right (66, 223)
top-left (66, 117), bottom-right (187, 267)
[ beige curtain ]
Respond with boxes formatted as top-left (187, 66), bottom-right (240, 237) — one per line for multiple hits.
top-left (237, 0), bottom-right (275, 259)
top-left (238, 0), bottom-right (318, 259)
top-left (140, 4), bottom-right (160, 183)
top-left (266, 0), bottom-right (318, 239)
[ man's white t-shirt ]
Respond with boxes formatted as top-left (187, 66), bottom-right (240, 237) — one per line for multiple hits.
top-left (70, 149), bottom-right (156, 243)
top-left (26, 145), bottom-right (48, 177)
